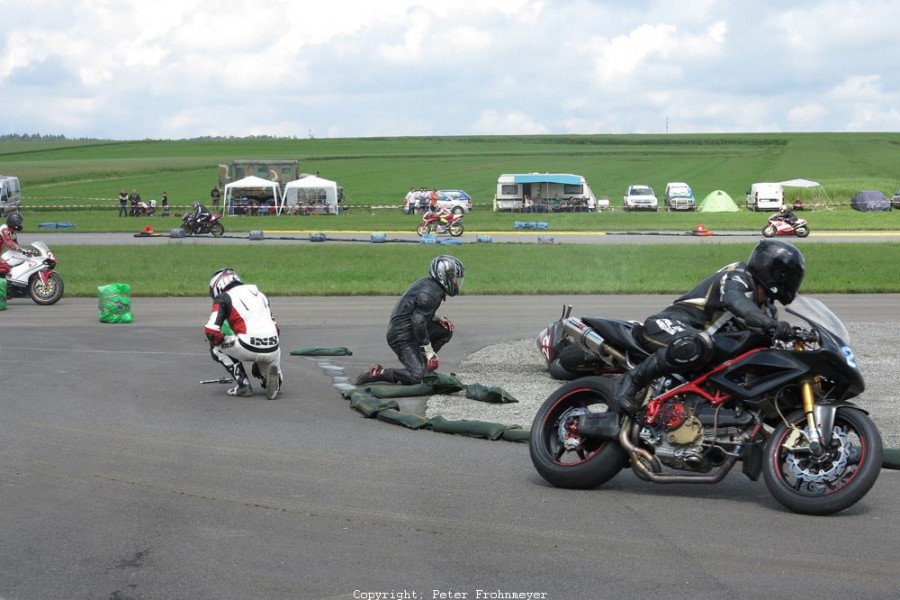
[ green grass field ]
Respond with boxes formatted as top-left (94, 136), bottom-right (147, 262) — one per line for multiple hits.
top-left (3, 133), bottom-right (899, 297)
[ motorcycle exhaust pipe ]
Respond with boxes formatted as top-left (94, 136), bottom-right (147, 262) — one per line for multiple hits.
top-left (562, 317), bottom-right (629, 365)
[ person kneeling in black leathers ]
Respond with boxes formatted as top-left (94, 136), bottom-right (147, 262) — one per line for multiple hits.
top-left (355, 255), bottom-right (464, 386)
top-left (613, 240), bottom-right (805, 414)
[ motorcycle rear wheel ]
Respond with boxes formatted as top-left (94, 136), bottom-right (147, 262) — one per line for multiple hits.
top-left (529, 376), bottom-right (628, 489)
top-left (209, 222), bottom-right (225, 237)
top-left (30, 271), bottom-right (64, 305)
top-left (762, 225), bottom-right (776, 237)
top-left (763, 408), bottom-right (883, 515)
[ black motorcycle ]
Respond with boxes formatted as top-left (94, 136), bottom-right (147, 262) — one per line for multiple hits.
top-left (181, 212), bottom-right (224, 237)
top-left (530, 296), bottom-right (882, 515)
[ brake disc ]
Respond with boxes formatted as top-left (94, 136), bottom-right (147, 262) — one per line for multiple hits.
top-left (785, 426), bottom-right (851, 484)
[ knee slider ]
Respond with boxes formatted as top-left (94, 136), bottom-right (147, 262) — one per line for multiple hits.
top-left (664, 331), bottom-right (713, 372)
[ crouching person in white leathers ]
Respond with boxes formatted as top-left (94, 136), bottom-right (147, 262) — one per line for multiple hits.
top-left (204, 268), bottom-right (282, 399)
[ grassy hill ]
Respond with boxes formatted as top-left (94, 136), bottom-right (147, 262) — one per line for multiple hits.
top-left (3, 133), bottom-right (900, 210)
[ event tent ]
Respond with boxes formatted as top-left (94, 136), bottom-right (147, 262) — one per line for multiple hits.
top-left (697, 190), bottom-right (739, 212)
top-left (223, 175), bottom-right (282, 215)
top-left (779, 178), bottom-right (835, 210)
top-left (282, 175), bottom-right (340, 214)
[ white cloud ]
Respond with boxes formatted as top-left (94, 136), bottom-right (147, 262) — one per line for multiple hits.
top-left (1, 0), bottom-right (900, 138)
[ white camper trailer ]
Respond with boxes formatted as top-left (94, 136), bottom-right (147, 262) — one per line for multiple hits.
top-left (493, 173), bottom-right (599, 212)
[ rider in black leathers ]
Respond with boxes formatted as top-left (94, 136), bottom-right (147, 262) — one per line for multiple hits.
top-left (186, 202), bottom-right (211, 231)
top-left (355, 255), bottom-right (464, 386)
top-left (613, 240), bottom-right (805, 414)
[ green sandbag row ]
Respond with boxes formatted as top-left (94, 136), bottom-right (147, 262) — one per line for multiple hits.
top-left (884, 448), bottom-right (900, 470)
top-left (343, 387), bottom-right (529, 442)
top-left (291, 346), bottom-right (353, 356)
top-left (0, 278), bottom-right (6, 311)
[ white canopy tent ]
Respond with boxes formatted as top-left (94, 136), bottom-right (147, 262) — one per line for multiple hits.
top-left (282, 175), bottom-right (340, 215)
top-left (222, 175), bottom-right (283, 215)
top-left (779, 178), bottom-right (834, 210)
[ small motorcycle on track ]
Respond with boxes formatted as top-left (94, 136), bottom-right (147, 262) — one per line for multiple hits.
top-left (530, 296), bottom-right (882, 515)
top-left (182, 213), bottom-right (225, 237)
top-left (416, 211), bottom-right (464, 237)
top-left (762, 214), bottom-right (809, 238)
top-left (2, 241), bottom-right (65, 305)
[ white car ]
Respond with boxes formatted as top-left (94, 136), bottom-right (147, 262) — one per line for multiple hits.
top-left (623, 184), bottom-right (658, 212)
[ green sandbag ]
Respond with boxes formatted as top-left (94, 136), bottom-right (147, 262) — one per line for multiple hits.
top-left (883, 448), bottom-right (900, 470)
top-left (428, 415), bottom-right (507, 440)
top-left (291, 346), bottom-right (353, 356)
top-left (376, 408), bottom-right (430, 429)
top-left (97, 283), bottom-right (133, 323)
top-left (501, 425), bottom-right (531, 442)
top-left (465, 383), bottom-right (519, 404)
top-left (362, 382), bottom-right (435, 398)
top-left (0, 278), bottom-right (6, 311)
top-left (349, 393), bottom-right (399, 418)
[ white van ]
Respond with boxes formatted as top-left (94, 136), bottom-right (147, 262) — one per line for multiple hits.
top-left (0, 175), bottom-right (22, 215)
top-left (746, 182), bottom-right (784, 211)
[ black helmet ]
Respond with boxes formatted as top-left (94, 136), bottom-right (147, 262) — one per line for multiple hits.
top-left (192, 202), bottom-right (201, 210)
top-left (747, 240), bottom-right (805, 305)
top-left (6, 211), bottom-right (23, 231)
top-left (209, 268), bottom-right (242, 298)
top-left (429, 255), bottom-right (465, 297)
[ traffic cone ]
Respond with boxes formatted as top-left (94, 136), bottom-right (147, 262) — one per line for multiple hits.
top-left (693, 223), bottom-right (713, 236)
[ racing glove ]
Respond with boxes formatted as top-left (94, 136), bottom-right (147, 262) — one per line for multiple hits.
top-left (436, 315), bottom-right (454, 332)
top-left (770, 321), bottom-right (794, 341)
top-left (422, 343), bottom-right (439, 372)
top-left (206, 330), bottom-right (224, 347)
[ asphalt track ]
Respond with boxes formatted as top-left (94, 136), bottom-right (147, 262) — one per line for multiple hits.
top-left (2, 292), bottom-right (898, 600)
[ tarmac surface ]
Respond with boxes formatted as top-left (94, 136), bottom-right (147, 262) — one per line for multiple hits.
top-left (1, 293), bottom-right (898, 600)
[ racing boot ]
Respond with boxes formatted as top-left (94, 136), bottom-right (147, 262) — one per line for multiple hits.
top-left (354, 363), bottom-right (385, 386)
top-left (225, 363), bottom-right (253, 397)
top-left (265, 364), bottom-right (282, 400)
top-left (612, 354), bottom-right (664, 415)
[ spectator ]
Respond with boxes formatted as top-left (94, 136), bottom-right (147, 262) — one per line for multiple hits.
top-left (128, 188), bottom-right (141, 216)
top-left (118, 187), bottom-right (128, 217)
top-left (161, 191), bottom-right (169, 217)
top-left (210, 185), bottom-right (221, 209)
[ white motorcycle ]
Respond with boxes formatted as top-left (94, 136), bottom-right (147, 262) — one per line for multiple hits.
top-left (2, 241), bottom-right (65, 305)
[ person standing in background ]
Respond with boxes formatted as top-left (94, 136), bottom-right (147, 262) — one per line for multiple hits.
top-left (161, 191), bottom-right (169, 217)
top-left (118, 188), bottom-right (128, 217)
top-left (210, 185), bottom-right (221, 209)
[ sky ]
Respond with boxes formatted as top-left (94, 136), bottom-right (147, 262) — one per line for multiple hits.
top-left (2, 0), bottom-right (900, 140)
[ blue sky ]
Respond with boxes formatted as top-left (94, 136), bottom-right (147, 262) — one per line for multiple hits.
top-left (2, 0), bottom-right (899, 139)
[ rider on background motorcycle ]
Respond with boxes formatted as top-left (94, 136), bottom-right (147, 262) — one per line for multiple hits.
top-left (203, 268), bottom-right (282, 399)
top-left (776, 205), bottom-right (799, 226)
top-left (0, 212), bottom-right (31, 277)
top-left (354, 255), bottom-right (464, 386)
top-left (427, 195), bottom-right (453, 228)
top-left (188, 202), bottom-right (211, 230)
top-left (613, 240), bottom-right (805, 414)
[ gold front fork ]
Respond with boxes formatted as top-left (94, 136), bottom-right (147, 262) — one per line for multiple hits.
top-left (801, 379), bottom-right (823, 452)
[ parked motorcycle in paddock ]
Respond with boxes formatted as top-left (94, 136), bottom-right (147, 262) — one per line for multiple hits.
top-left (531, 296), bottom-right (882, 515)
top-left (2, 241), bottom-right (65, 305)
top-left (416, 211), bottom-right (464, 237)
top-left (182, 212), bottom-right (225, 237)
top-left (762, 214), bottom-right (810, 238)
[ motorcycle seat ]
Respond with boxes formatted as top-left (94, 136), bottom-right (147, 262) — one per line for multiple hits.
top-left (581, 317), bottom-right (651, 357)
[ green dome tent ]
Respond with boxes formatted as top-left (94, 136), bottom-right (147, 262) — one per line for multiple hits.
top-left (697, 189), bottom-right (739, 212)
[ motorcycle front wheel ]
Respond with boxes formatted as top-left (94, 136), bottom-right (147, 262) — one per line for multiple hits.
top-left (209, 222), bottom-right (225, 237)
top-left (795, 225), bottom-right (810, 237)
top-left (762, 225), bottom-right (776, 237)
top-left (763, 407), bottom-right (883, 515)
top-left (529, 376), bottom-right (629, 489)
top-left (30, 271), bottom-right (64, 305)
top-left (416, 223), bottom-right (430, 236)
top-left (449, 223), bottom-right (464, 237)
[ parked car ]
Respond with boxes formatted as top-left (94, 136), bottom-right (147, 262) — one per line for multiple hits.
top-left (892, 189), bottom-right (900, 209)
top-left (664, 182), bottom-right (696, 211)
top-left (0, 175), bottom-right (22, 216)
top-left (438, 189), bottom-right (472, 214)
top-left (623, 184), bottom-right (658, 211)
top-left (403, 188), bottom-right (472, 214)
top-left (850, 190), bottom-right (891, 211)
